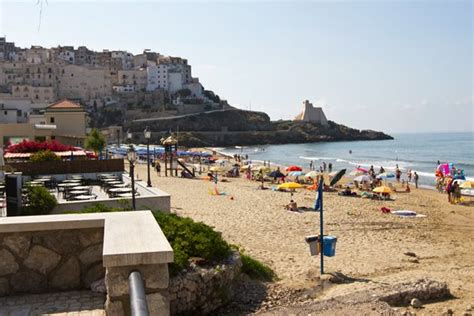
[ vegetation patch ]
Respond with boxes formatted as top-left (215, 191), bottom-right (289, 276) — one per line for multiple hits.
top-left (29, 150), bottom-right (61, 162)
top-left (23, 186), bottom-right (58, 215)
top-left (240, 252), bottom-right (276, 281)
top-left (153, 212), bottom-right (231, 275)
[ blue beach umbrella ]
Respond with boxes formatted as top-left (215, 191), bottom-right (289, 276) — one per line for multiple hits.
top-left (376, 173), bottom-right (395, 179)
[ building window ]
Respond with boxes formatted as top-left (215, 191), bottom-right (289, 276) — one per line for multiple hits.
top-left (50, 117), bottom-right (55, 123)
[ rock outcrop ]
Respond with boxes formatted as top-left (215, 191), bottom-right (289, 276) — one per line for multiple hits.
top-left (128, 109), bottom-right (393, 147)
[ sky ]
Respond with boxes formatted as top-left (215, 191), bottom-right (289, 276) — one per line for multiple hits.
top-left (1, 0), bottom-right (473, 134)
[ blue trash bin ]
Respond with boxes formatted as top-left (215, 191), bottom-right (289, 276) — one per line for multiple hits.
top-left (323, 236), bottom-right (337, 257)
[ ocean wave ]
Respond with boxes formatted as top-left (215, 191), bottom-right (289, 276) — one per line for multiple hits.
top-left (299, 156), bottom-right (337, 161)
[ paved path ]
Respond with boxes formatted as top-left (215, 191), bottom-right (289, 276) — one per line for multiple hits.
top-left (0, 291), bottom-right (105, 316)
top-left (132, 108), bottom-right (230, 122)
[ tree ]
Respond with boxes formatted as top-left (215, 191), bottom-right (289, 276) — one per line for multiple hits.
top-left (176, 88), bottom-right (192, 98)
top-left (30, 150), bottom-right (61, 162)
top-left (85, 128), bottom-right (106, 156)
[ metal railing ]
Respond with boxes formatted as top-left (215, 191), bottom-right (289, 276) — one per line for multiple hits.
top-left (128, 271), bottom-right (149, 316)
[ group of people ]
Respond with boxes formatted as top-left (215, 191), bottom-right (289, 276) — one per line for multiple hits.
top-left (435, 163), bottom-right (466, 204)
top-left (309, 161), bottom-right (332, 173)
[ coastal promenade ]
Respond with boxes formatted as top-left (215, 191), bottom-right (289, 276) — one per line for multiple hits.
top-left (134, 163), bottom-right (474, 314)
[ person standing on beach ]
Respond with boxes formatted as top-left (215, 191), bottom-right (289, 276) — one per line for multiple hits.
top-left (414, 172), bottom-right (419, 188)
top-left (156, 161), bottom-right (162, 174)
top-left (328, 163), bottom-right (332, 173)
top-left (407, 169), bottom-right (412, 182)
top-left (309, 161), bottom-right (313, 171)
top-left (323, 162), bottom-right (327, 172)
top-left (395, 165), bottom-right (401, 182)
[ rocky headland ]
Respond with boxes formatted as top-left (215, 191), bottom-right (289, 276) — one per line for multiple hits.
top-left (127, 109), bottom-right (393, 147)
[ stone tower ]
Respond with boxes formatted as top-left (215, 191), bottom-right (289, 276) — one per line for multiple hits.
top-left (294, 100), bottom-right (328, 126)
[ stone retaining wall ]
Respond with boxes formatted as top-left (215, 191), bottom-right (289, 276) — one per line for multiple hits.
top-left (169, 251), bottom-right (242, 315)
top-left (0, 228), bottom-right (104, 296)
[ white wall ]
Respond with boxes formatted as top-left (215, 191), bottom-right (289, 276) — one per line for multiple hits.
top-left (168, 72), bottom-right (183, 94)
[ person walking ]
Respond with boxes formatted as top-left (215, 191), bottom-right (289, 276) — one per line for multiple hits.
top-left (395, 165), bottom-right (401, 182)
top-left (414, 172), bottom-right (419, 188)
top-left (155, 161), bottom-right (161, 176)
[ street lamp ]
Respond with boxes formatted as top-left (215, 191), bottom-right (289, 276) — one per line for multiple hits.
top-left (144, 126), bottom-right (152, 187)
top-left (127, 145), bottom-right (137, 210)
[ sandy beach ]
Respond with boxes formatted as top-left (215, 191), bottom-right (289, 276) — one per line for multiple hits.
top-left (134, 162), bottom-right (474, 314)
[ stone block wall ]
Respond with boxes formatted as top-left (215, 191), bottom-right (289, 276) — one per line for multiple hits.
top-left (0, 228), bottom-right (105, 296)
top-left (169, 251), bottom-right (242, 315)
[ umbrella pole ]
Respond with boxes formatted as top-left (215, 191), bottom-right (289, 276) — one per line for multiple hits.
top-left (320, 178), bottom-right (324, 275)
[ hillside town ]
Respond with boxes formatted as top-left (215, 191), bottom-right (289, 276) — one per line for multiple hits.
top-left (0, 36), bottom-right (225, 146)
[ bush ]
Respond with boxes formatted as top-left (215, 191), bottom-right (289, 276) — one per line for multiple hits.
top-left (23, 186), bottom-right (58, 215)
top-left (240, 253), bottom-right (276, 281)
top-left (153, 212), bottom-right (231, 275)
top-left (29, 150), bottom-right (61, 162)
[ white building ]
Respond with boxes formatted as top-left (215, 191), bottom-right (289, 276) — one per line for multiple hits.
top-left (146, 62), bottom-right (169, 92)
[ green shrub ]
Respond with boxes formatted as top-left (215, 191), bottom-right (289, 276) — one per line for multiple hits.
top-left (153, 212), bottom-right (231, 275)
top-left (240, 253), bottom-right (276, 281)
top-left (23, 186), bottom-right (58, 215)
top-left (29, 150), bottom-right (61, 163)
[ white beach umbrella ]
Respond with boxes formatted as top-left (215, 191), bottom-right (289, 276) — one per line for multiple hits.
top-left (354, 175), bottom-right (371, 182)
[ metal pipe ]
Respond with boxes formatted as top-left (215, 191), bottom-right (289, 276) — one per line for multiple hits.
top-left (128, 271), bottom-right (149, 316)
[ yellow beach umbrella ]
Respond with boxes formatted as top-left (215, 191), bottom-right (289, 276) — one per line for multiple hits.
top-left (373, 186), bottom-right (392, 194)
top-left (460, 181), bottom-right (474, 189)
top-left (278, 182), bottom-right (304, 190)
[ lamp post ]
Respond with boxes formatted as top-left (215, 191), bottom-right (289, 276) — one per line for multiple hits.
top-left (127, 129), bottom-right (132, 144)
top-left (144, 127), bottom-right (152, 187)
top-left (127, 144), bottom-right (137, 210)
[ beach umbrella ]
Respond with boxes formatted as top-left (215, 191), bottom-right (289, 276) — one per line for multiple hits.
top-left (354, 175), bottom-right (371, 182)
top-left (376, 173), bottom-right (395, 179)
top-left (268, 170), bottom-right (285, 178)
top-left (286, 165), bottom-right (302, 172)
top-left (460, 181), bottom-right (474, 189)
top-left (373, 186), bottom-right (392, 194)
top-left (278, 182), bottom-right (304, 190)
top-left (305, 171), bottom-right (319, 178)
top-left (349, 168), bottom-right (368, 176)
top-left (330, 169), bottom-right (346, 186)
top-left (288, 171), bottom-right (305, 177)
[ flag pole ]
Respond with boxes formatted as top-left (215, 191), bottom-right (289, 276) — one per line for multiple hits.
top-left (319, 177), bottom-right (324, 275)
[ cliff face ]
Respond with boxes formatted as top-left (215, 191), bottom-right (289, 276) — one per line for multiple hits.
top-left (128, 109), bottom-right (393, 147)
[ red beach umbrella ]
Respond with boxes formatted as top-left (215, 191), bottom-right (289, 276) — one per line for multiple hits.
top-left (286, 165), bottom-right (303, 172)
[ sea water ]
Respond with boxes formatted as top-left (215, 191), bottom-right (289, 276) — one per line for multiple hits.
top-left (221, 132), bottom-right (474, 186)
